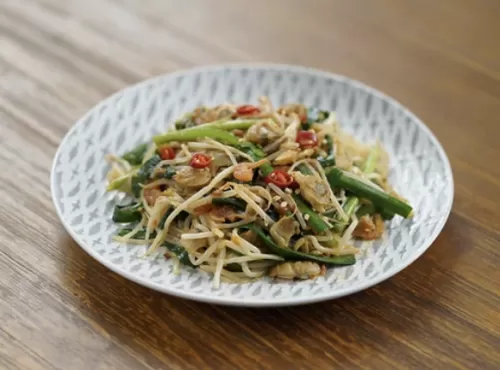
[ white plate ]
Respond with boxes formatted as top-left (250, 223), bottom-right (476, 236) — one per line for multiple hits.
top-left (51, 64), bottom-right (453, 306)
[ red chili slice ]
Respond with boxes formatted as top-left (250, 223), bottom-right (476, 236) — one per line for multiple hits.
top-left (190, 153), bottom-right (212, 169)
top-left (296, 130), bottom-right (319, 148)
top-left (236, 105), bottom-right (260, 116)
top-left (159, 146), bottom-right (176, 160)
top-left (264, 170), bottom-right (296, 188)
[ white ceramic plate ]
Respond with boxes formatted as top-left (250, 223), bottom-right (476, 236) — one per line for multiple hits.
top-left (51, 64), bottom-right (453, 306)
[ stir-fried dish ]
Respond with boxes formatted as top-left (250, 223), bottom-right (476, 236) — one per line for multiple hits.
top-left (106, 97), bottom-right (413, 287)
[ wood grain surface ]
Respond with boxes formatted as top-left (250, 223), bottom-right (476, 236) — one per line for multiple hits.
top-left (0, 0), bottom-right (499, 369)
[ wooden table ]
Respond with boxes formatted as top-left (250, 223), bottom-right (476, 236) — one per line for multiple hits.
top-left (1, 0), bottom-right (499, 369)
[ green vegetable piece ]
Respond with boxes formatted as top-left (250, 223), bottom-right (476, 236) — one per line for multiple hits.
top-left (175, 117), bottom-right (259, 131)
top-left (163, 242), bottom-right (194, 267)
top-left (304, 107), bottom-right (330, 129)
top-left (260, 163), bottom-right (275, 176)
top-left (318, 157), bottom-right (335, 168)
top-left (356, 204), bottom-right (395, 220)
top-left (112, 203), bottom-right (142, 223)
top-left (245, 224), bottom-right (355, 265)
top-left (131, 155), bottom-right (162, 197)
top-left (234, 141), bottom-right (266, 159)
top-left (152, 208), bottom-right (188, 231)
top-left (117, 227), bottom-right (136, 237)
top-left (355, 204), bottom-right (372, 218)
top-left (290, 165), bottom-right (330, 233)
top-left (158, 166), bottom-right (176, 180)
top-left (233, 141), bottom-right (274, 176)
top-left (157, 208), bottom-right (173, 230)
top-left (202, 119), bottom-right (259, 131)
top-left (122, 143), bottom-right (148, 165)
top-left (318, 134), bottom-right (336, 168)
top-left (107, 173), bottom-right (133, 192)
top-left (117, 227), bottom-right (156, 239)
top-left (327, 168), bottom-right (413, 218)
top-left (175, 116), bottom-right (196, 130)
top-left (363, 145), bottom-right (379, 174)
top-left (343, 197), bottom-right (360, 218)
top-left (318, 110), bottom-right (330, 121)
top-left (335, 145), bottom-right (380, 232)
top-left (233, 141), bottom-right (273, 175)
top-left (296, 163), bottom-right (313, 175)
top-left (379, 209), bottom-right (395, 221)
top-left (212, 197), bottom-right (247, 211)
top-left (292, 195), bottom-right (330, 234)
top-left (154, 127), bottom-right (240, 146)
top-left (302, 122), bottom-right (312, 130)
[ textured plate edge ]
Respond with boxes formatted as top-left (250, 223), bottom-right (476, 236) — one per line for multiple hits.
top-left (50, 63), bottom-right (454, 307)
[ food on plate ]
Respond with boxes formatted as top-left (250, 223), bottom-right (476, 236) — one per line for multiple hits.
top-left (105, 97), bottom-right (413, 287)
